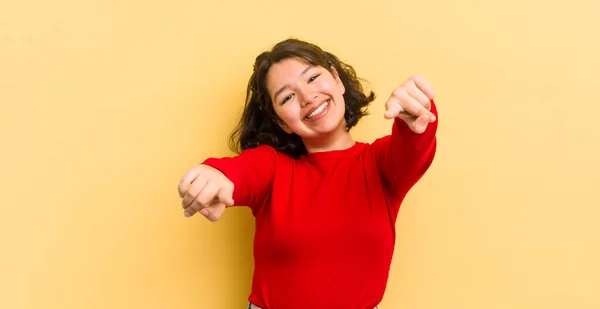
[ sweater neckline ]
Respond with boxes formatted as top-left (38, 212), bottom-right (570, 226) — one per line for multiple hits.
top-left (304, 141), bottom-right (366, 160)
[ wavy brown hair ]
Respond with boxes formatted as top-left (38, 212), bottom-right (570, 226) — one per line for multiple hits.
top-left (229, 38), bottom-right (376, 158)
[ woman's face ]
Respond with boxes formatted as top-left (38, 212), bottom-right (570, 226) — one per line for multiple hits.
top-left (266, 57), bottom-right (346, 141)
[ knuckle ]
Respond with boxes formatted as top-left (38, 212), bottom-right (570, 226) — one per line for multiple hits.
top-left (410, 74), bottom-right (423, 81)
top-left (392, 86), bottom-right (407, 98)
top-left (216, 173), bottom-right (227, 183)
top-left (186, 183), bottom-right (199, 195)
top-left (219, 176), bottom-right (234, 191)
top-left (405, 81), bottom-right (419, 93)
top-left (193, 164), bottom-right (204, 173)
top-left (194, 195), bottom-right (209, 207)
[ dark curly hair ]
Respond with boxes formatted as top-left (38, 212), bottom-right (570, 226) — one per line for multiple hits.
top-left (229, 38), bottom-right (376, 158)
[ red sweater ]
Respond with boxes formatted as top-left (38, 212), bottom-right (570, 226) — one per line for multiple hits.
top-left (203, 102), bottom-right (438, 309)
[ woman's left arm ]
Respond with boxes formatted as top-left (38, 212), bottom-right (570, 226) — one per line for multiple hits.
top-left (372, 75), bottom-right (439, 202)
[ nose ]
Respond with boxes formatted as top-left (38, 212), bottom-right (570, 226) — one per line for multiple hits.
top-left (301, 92), bottom-right (318, 107)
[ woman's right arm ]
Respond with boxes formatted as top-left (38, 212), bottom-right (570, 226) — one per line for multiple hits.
top-left (178, 145), bottom-right (276, 221)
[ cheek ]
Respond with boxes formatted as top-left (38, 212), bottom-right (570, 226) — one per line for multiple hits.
top-left (322, 78), bottom-right (343, 96)
top-left (275, 106), bottom-right (298, 123)
top-left (323, 83), bottom-right (344, 102)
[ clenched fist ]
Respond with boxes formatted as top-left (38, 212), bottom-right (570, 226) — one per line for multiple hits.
top-left (178, 164), bottom-right (234, 221)
top-left (384, 74), bottom-right (437, 134)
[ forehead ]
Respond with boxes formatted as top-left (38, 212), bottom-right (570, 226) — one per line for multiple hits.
top-left (266, 58), bottom-right (312, 86)
top-left (269, 58), bottom-right (329, 94)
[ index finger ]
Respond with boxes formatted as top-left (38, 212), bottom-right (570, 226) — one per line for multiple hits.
top-left (178, 168), bottom-right (199, 198)
top-left (411, 75), bottom-right (436, 100)
top-left (384, 98), bottom-right (405, 119)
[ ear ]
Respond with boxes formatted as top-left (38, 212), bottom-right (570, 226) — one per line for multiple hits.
top-left (331, 66), bottom-right (346, 95)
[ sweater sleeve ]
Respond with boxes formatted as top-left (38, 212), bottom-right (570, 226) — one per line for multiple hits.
top-left (372, 100), bottom-right (438, 206)
top-left (201, 144), bottom-right (276, 213)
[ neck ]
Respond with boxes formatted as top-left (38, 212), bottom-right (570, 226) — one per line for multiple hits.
top-left (303, 131), bottom-right (355, 153)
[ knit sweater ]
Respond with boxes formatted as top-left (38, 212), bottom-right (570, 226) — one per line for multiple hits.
top-left (202, 102), bottom-right (438, 309)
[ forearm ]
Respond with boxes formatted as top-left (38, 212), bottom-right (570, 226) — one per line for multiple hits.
top-left (379, 101), bottom-right (438, 197)
top-left (202, 145), bottom-right (276, 209)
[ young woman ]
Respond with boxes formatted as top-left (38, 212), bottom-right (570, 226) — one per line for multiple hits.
top-left (178, 38), bottom-right (439, 309)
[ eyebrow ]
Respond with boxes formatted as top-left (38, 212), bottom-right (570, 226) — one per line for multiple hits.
top-left (273, 65), bottom-right (314, 102)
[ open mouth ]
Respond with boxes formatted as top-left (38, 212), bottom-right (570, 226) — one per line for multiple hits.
top-left (305, 100), bottom-right (330, 120)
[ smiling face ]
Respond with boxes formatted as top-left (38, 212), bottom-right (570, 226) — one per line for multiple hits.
top-left (266, 57), bottom-right (347, 144)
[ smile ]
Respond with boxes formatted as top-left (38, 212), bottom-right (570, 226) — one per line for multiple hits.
top-left (306, 101), bottom-right (329, 120)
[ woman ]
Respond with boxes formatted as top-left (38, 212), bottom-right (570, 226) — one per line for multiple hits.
top-left (178, 38), bottom-right (439, 309)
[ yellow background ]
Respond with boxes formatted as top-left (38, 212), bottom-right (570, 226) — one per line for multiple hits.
top-left (1, 0), bottom-right (599, 308)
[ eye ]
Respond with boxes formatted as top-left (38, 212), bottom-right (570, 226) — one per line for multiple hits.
top-left (282, 93), bottom-right (294, 104)
top-left (308, 74), bottom-right (321, 83)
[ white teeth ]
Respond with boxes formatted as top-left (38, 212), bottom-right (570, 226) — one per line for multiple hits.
top-left (307, 101), bottom-right (329, 119)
